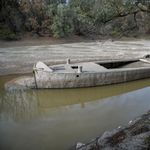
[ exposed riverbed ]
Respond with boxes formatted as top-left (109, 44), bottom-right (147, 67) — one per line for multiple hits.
top-left (0, 40), bottom-right (150, 76)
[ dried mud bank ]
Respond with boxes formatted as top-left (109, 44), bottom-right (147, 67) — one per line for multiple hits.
top-left (1, 40), bottom-right (150, 76)
top-left (77, 111), bottom-right (150, 150)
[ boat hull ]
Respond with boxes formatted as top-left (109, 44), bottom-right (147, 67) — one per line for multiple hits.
top-left (34, 67), bottom-right (150, 89)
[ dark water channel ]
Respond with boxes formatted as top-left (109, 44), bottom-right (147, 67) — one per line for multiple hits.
top-left (0, 74), bottom-right (150, 150)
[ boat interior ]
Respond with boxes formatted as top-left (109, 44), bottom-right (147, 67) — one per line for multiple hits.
top-left (36, 58), bottom-right (150, 73)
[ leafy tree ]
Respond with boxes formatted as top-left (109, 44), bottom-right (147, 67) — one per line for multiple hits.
top-left (45, 0), bottom-right (67, 5)
top-left (0, 23), bottom-right (16, 40)
top-left (69, 0), bottom-right (150, 38)
top-left (20, 0), bottom-right (51, 36)
top-left (50, 4), bottom-right (75, 38)
top-left (1, 0), bottom-right (150, 40)
top-left (1, 0), bottom-right (22, 34)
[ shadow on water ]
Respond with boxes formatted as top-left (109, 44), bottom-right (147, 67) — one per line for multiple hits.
top-left (0, 74), bottom-right (150, 150)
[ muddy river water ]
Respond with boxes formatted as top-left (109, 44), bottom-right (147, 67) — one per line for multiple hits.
top-left (0, 74), bottom-right (150, 150)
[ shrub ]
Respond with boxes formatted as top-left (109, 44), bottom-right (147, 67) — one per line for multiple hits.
top-left (0, 24), bottom-right (16, 40)
top-left (133, 33), bottom-right (138, 38)
top-left (110, 27), bottom-right (120, 37)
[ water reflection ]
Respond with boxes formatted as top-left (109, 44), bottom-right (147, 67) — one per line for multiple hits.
top-left (0, 89), bottom-right (46, 122)
top-left (0, 76), bottom-right (150, 123)
top-left (37, 78), bottom-right (150, 110)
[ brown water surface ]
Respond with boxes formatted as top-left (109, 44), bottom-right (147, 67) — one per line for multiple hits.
top-left (0, 74), bottom-right (150, 150)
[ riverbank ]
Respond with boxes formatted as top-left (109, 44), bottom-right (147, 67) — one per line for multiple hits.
top-left (0, 39), bottom-right (150, 76)
top-left (0, 35), bottom-right (87, 48)
top-left (0, 34), bottom-right (139, 48)
top-left (77, 110), bottom-right (150, 150)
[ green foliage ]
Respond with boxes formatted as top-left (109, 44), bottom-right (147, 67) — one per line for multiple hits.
top-left (1, 0), bottom-right (150, 39)
top-left (45, 0), bottom-right (66, 5)
top-left (47, 4), bottom-right (58, 18)
top-left (1, 0), bottom-right (22, 33)
top-left (133, 33), bottom-right (138, 38)
top-left (0, 24), bottom-right (16, 40)
top-left (50, 4), bottom-right (75, 38)
top-left (20, 0), bottom-right (51, 35)
top-left (110, 27), bottom-right (120, 37)
top-left (123, 31), bottom-right (129, 37)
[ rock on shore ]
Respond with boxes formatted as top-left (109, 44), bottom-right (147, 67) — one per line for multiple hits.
top-left (77, 111), bottom-right (150, 150)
